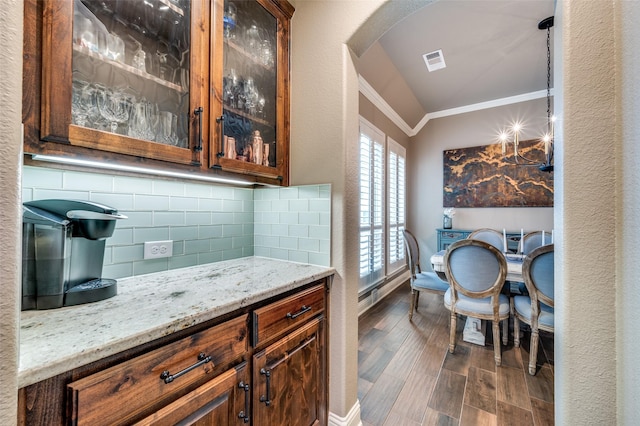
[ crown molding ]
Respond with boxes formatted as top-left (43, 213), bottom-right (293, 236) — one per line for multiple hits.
top-left (358, 76), bottom-right (554, 138)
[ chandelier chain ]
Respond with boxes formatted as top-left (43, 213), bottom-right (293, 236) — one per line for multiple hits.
top-left (546, 26), bottom-right (552, 134)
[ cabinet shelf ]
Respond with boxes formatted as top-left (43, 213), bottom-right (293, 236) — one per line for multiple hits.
top-left (224, 106), bottom-right (270, 126)
top-left (224, 39), bottom-right (275, 73)
top-left (73, 44), bottom-right (185, 93)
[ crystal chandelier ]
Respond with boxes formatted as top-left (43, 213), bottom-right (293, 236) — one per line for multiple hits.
top-left (499, 16), bottom-right (555, 172)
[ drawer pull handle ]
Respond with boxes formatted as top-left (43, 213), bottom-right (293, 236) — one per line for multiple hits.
top-left (286, 305), bottom-right (311, 320)
top-left (160, 352), bottom-right (212, 384)
top-left (238, 381), bottom-right (250, 423)
top-left (259, 368), bottom-right (271, 406)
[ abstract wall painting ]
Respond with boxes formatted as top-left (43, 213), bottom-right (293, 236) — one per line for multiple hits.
top-left (443, 140), bottom-right (554, 207)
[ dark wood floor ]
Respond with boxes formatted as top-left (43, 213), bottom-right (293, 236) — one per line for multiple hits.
top-left (358, 284), bottom-right (554, 425)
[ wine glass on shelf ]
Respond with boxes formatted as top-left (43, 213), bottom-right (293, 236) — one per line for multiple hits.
top-left (96, 85), bottom-right (133, 135)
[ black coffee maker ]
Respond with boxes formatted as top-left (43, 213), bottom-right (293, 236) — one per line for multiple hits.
top-left (22, 199), bottom-right (127, 310)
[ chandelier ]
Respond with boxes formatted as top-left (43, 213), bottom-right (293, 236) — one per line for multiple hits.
top-left (499, 16), bottom-right (555, 172)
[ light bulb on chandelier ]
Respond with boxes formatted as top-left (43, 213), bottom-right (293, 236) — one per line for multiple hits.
top-left (500, 16), bottom-right (555, 173)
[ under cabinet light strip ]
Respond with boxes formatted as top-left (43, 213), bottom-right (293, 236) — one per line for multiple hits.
top-left (30, 155), bottom-right (255, 186)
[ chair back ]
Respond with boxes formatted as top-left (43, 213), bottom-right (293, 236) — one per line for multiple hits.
top-left (468, 228), bottom-right (504, 251)
top-left (522, 244), bottom-right (554, 308)
top-left (402, 229), bottom-right (421, 278)
top-left (444, 239), bottom-right (507, 298)
top-left (519, 231), bottom-right (551, 255)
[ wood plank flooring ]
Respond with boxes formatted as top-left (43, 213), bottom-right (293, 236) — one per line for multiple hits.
top-left (358, 284), bottom-right (554, 425)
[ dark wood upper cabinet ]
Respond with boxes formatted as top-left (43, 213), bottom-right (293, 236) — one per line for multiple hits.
top-left (23, 0), bottom-right (292, 186)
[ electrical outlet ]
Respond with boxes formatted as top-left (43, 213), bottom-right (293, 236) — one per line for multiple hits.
top-left (144, 240), bottom-right (173, 259)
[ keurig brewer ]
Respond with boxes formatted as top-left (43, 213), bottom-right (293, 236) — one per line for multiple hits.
top-left (22, 199), bottom-right (127, 310)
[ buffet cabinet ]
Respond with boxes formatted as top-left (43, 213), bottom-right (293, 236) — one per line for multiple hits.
top-left (23, 0), bottom-right (292, 186)
top-left (17, 280), bottom-right (329, 425)
top-left (436, 228), bottom-right (522, 252)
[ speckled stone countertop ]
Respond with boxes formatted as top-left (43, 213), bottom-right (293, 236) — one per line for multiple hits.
top-left (19, 257), bottom-right (334, 388)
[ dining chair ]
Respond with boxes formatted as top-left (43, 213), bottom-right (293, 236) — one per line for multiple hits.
top-left (402, 229), bottom-right (449, 321)
top-left (518, 231), bottom-right (551, 255)
top-left (443, 239), bottom-right (510, 366)
top-left (512, 244), bottom-right (554, 375)
top-left (467, 228), bottom-right (505, 251)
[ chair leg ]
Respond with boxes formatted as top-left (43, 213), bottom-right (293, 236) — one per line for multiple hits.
top-left (502, 318), bottom-right (508, 346)
top-left (448, 311), bottom-right (457, 353)
top-left (513, 315), bottom-right (521, 347)
top-left (409, 289), bottom-right (417, 321)
top-left (529, 327), bottom-right (540, 375)
top-left (492, 320), bottom-right (502, 366)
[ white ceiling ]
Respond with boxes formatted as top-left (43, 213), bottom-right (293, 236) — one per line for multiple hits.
top-left (358, 0), bottom-right (556, 130)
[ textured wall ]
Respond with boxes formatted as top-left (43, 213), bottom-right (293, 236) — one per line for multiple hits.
top-left (0, 1), bottom-right (22, 423)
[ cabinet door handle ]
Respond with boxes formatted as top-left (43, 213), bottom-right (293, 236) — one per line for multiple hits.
top-left (238, 381), bottom-right (250, 423)
top-left (194, 107), bottom-right (203, 152)
top-left (286, 305), bottom-right (311, 320)
top-left (216, 115), bottom-right (225, 158)
top-left (159, 352), bottom-right (212, 384)
top-left (259, 368), bottom-right (271, 406)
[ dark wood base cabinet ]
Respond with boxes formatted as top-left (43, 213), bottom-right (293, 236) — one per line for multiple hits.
top-left (17, 279), bottom-right (329, 426)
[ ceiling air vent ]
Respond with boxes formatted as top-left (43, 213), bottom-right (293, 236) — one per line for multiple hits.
top-left (423, 49), bottom-right (446, 72)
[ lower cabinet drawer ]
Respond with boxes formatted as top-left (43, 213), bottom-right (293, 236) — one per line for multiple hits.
top-left (67, 314), bottom-right (249, 426)
top-left (252, 283), bottom-right (325, 346)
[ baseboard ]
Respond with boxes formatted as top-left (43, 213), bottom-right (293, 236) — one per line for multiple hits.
top-left (328, 400), bottom-right (362, 426)
top-left (358, 270), bottom-right (410, 316)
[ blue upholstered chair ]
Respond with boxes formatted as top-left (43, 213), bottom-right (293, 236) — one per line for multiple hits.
top-left (468, 228), bottom-right (505, 251)
top-left (518, 231), bottom-right (551, 255)
top-left (512, 244), bottom-right (554, 375)
top-left (443, 239), bottom-right (510, 366)
top-left (402, 229), bottom-right (449, 321)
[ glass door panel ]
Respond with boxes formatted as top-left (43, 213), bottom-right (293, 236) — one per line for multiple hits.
top-left (71, 0), bottom-right (190, 148)
top-left (221, 0), bottom-right (277, 168)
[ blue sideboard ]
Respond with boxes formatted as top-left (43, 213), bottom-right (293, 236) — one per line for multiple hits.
top-left (436, 229), bottom-right (522, 252)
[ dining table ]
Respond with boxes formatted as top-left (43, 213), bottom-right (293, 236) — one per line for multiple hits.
top-left (430, 250), bottom-right (525, 283)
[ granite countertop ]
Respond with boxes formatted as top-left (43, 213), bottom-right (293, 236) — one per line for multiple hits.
top-left (19, 257), bottom-right (335, 388)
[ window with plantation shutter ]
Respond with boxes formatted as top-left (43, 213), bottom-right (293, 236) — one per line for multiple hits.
top-left (359, 119), bottom-right (385, 289)
top-left (387, 138), bottom-right (406, 273)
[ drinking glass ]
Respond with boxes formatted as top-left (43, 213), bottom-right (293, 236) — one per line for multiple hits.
top-left (96, 86), bottom-right (133, 134)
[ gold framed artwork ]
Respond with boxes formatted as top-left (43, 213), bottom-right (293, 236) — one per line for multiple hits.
top-left (443, 141), bottom-right (553, 207)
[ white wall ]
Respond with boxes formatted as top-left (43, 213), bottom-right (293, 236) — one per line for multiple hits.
top-left (408, 99), bottom-right (554, 258)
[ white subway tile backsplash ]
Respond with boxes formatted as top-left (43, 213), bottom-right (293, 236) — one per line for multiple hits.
top-left (222, 224), bottom-right (243, 237)
top-left (185, 211), bottom-right (212, 226)
top-left (199, 198), bottom-right (223, 211)
top-left (133, 227), bottom-right (170, 244)
top-left (185, 239), bottom-right (211, 254)
top-left (154, 211), bottom-right (186, 226)
top-left (120, 211), bottom-right (154, 228)
top-left (135, 194), bottom-right (170, 210)
top-left (23, 166), bottom-right (331, 279)
top-left (64, 171), bottom-right (113, 191)
top-left (114, 176), bottom-right (153, 194)
top-left (153, 180), bottom-right (185, 196)
top-left (279, 236), bottom-right (298, 250)
top-left (198, 225), bottom-right (223, 239)
top-left (299, 212), bottom-right (319, 225)
top-left (309, 252), bottom-right (330, 267)
top-left (271, 224), bottom-right (289, 237)
top-left (171, 196), bottom-right (199, 211)
top-left (309, 225), bottom-right (330, 240)
top-left (288, 251), bottom-right (309, 264)
top-left (91, 193), bottom-right (135, 210)
top-left (33, 189), bottom-right (89, 200)
top-left (279, 187), bottom-right (299, 199)
top-left (22, 166), bottom-right (64, 188)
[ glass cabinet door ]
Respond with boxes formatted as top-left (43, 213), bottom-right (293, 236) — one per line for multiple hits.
top-left (40, 0), bottom-right (206, 166)
top-left (212, 0), bottom-right (292, 185)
